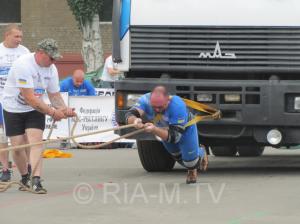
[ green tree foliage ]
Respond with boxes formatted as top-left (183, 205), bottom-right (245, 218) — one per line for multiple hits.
top-left (67, 0), bottom-right (104, 30)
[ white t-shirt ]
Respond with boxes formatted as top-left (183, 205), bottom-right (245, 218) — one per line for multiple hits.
top-left (2, 53), bottom-right (60, 113)
top-left (101, 55), bottom-right (123, 82)
top-left (0, 43), bottom-right (30, 101)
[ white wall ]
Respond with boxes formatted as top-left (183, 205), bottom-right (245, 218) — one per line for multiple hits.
top-left (131, 0), bottom-right (300, 26)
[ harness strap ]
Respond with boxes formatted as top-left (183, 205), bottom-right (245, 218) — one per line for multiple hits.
top-left (152, 97), bottom-right (221, 127)
top-left (182, 98), bottom-right (221, 128)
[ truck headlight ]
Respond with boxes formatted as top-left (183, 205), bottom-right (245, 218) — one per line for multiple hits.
top-left (294, 97), bottom-right (300, 110)
top-left (224, 94), bottom-right (241, 102)
top-left (196, 94), bottom-right (213, 102)
top-left (126, 94), bottom-right (143, 108)
top-left (117, 92), bottom-right (144, 109)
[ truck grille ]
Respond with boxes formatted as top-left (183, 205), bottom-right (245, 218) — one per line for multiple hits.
top-left (130, 26), bottom-right (300, 73)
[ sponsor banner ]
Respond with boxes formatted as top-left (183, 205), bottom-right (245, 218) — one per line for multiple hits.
top-left (95, 88), bottom-right (115, 96)
top-left (43, 92), bottom-right (69, 139)
top-left (69, 96), bottom-right (121, 143)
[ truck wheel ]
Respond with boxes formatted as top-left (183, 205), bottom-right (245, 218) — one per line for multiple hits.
top-left (237, 146), bottom-right (264, 157)
top-left (137, 140), bottom-right (175, 172)
top-left (211, 146), bottom-right (237, 157)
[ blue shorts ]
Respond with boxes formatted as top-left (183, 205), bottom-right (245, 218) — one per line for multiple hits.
top-left (0, 103), bottom-right (4, 125)
top-left (162, 124), bottom-right (205, 163)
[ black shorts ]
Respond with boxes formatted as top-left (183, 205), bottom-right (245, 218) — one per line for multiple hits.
top-left (3, 110), bottom-right (45, 136)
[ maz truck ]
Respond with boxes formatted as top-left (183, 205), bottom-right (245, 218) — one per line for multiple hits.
top-left (112, 0), bottom-right (300, 171)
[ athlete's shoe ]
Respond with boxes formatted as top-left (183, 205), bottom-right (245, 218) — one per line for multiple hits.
top-left (186, 169), bottom-right (197, 184)
top-left (31, 176), bottom-right (47, 194)
top-left (19, 174), bottom-right (30, 191)
top-left (0, 169), bottom-right (11, 182)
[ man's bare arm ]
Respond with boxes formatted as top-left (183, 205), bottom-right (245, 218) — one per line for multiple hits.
top-left (20, 88), bottom-right (54, 115)
top-left (47, 92), bottom-right (67, 110)
top-left (126, 108), bottom-right (145, 124)
top-left (108, 67), bottom-right (122, 76)
top-left (48, 92), bottom-right (76, 118)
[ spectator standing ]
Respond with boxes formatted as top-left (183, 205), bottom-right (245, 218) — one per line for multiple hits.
top-left (0, 24), bottom-right (30, 182)
top-left (101, 55), bottom-right (124, 88)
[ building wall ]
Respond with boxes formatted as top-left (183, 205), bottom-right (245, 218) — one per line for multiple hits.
top-left (21, 0), bottom-right (112, 54)
top-left (0, 0), bottom-right (112, 78)
top-left (0, 0), bottom-right (113, 77)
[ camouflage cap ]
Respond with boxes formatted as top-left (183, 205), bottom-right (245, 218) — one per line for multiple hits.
top-left (37, 38), bottom-right (62, 60)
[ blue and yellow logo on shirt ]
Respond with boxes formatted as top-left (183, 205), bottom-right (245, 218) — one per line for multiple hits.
top-left (34, 88), bottom-right (45, 97)
top-left (18, 78), bottom-right (27, 85)
top-left (177, 118), bottom-right (185, 124)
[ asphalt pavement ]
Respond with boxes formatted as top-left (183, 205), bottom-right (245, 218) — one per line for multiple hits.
top-left (1, 147), bottom-right (300, 224)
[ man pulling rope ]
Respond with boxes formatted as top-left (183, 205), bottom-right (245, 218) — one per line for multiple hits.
top-left (126, 85), bottom-right (220, 184)
top-left (1, 39), bottom-right (76, 194)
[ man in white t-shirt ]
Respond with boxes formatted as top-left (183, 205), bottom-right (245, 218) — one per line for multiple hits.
top-left (101, 55), bottom-right (124, 88)
top-left (0, 24), bottom-right (30, 182)
top-left (2, 38), bottom-right (76, 194)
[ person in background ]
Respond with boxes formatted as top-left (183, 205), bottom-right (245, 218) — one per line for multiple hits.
top-left (0, 24), bottom-right (30, 182)
top-left (59, 69), bottom-right (95, 149)
top-left (60, 69), bottom-right (96, 96)
top-left (101, 55), bottom-right (124, 88)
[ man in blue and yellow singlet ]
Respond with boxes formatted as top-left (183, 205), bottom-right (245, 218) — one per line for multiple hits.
top-left (126, 85), bottom-right (208, 184)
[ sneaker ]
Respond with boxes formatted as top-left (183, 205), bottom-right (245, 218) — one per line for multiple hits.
top-left (31, 176), bottom-right (47, 194)
top-left (60, 140), bottom-right (69, 150)
top-left (0, 169), bottom-right (11, 182)
top-left (19, 174), bottom-right (30, 191)
top-left (186, 169), bottom-right (197, 184)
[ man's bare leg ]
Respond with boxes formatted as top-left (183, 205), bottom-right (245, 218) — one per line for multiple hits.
top-left (25, 128), bottom-right (46, 194)
top-left (0, 144), bottom-right (9, 169)
top-left (0, 124), bottom-right (10, 181)
top-left (24, 135), bottom-right (31, 175)
top-left (10, 134), bottom-right (28, 176)
top-left (0, 142), bottom-right (10, 182)
top-left (25, 128), bottom-right (43, 177)
top-left (25, 147), bottom-right (31, 164)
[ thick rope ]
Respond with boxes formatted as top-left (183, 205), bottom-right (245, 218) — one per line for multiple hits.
top-left (0, 181), bottom-right (22, 192)
top-left (0, 116), bottom-right (144, 192)
top-left (0, 123), bottom-right (137, 154)
top-left (0, 120), bottom-right (57, 193)
top-left (70, 116), bottom-right (144, 149)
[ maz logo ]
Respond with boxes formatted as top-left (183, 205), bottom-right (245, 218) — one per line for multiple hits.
top-left (199, 41), bottom-right (237, 59)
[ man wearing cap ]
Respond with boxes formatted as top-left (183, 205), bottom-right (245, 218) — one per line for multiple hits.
top-left (126, 85), bottom-right (208, 184)
top-left (2, 38), bottom-right (76, 194)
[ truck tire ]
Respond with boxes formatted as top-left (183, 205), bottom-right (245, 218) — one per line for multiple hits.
top-left (211, 146), bottom-right (237, 157)
top-left (137, 140), bottom-right (175, 172)
top-left (237, 146), bottom-right (264, 157)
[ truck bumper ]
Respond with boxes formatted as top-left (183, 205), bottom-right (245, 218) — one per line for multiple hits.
top-left (115, 78), bottom-right (300, 146)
